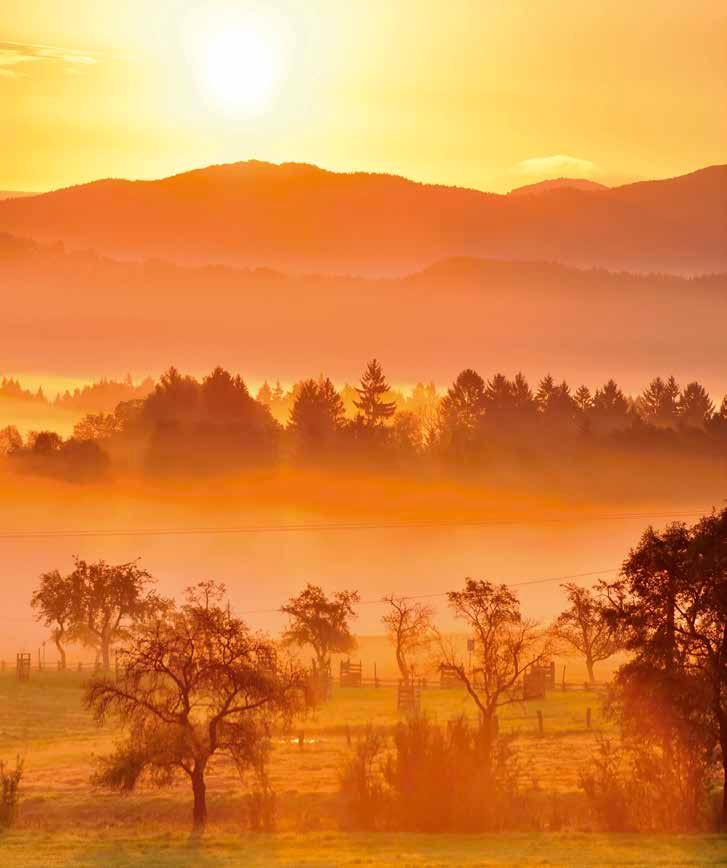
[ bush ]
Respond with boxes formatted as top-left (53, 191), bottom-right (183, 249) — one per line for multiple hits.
top-left (247, 784), bottom-right (277, 832)
top-left (338, 716), bottom-right (524, 832)
top-left (338, 726), bottom-right (389, 830)
top-left (246, 761), bottom-right (277, 832)
top-left (0, 756), bottom-right (23, 829)
top-left (580, 736), bottom-right (713, 832)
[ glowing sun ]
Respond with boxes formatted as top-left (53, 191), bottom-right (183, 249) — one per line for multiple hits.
top-left (202, 25), bottom-right (280, 115)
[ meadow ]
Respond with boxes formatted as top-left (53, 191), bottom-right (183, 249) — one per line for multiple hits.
top-left (1, 670), bottom-right (725, 866)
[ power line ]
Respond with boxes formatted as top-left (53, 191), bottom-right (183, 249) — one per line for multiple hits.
top-left (232, 567), bottom-right (622, 616)
top-left (0, 508), bottom-right (710, 541)
top-left (0, 567), bottom-right (622, 625)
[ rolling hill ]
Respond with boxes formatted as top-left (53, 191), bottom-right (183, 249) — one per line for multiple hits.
top-left (0, 161), bottom-right (724, 276)
top-left (2, 233), bottom-right (726, 390)
top-left (509, 178), bottom-right (609, 196)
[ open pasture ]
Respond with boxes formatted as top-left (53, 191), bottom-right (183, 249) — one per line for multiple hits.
top-left (0, 672), bottom-right (724, 866)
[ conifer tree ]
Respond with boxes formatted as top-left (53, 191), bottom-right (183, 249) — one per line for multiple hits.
top-left (354, 359), bottom-right (397, 427)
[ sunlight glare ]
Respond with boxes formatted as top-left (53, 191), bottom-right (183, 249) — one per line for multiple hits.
top-left (202, 23), bottom-right (280, 116)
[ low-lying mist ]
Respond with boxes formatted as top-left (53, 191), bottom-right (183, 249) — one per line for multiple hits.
top-left (0, 463), bottom-right (717, 659)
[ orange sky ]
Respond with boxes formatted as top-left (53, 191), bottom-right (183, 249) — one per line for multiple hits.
top-left (1, 0), bottom-right (725, 193)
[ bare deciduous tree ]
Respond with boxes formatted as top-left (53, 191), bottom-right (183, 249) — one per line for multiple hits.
top-left (552, 582), bottom-right (621, 683)
top-left (85, 581), bottom-right (307, 832)
top-left (441, 578), bottom-right (549, 726)
top-left (382, 595), bottom-right (433, 682)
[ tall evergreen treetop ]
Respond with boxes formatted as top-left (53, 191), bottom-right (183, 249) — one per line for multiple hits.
top-left (354, 358), bottom-right (397, 427)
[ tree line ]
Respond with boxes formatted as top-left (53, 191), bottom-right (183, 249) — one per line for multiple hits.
top-left (29, 507), bottom-right (727, 832)
top-left (3, 361), bottom-right (727, 481)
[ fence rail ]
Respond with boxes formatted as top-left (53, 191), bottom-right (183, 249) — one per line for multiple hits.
top-left (0, 658), bottom-right (609, 694)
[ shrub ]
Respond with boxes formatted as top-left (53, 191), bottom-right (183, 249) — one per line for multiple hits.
top-left (338, 726), bottom-right (388, 830)
top-left (338, 716), bottom-right (524, 832)
top-left (0, 756), bottom-right (23, 829)
top-left (580, 736), bottom-right (713, 832)
top-left (246, 759), bottom-right (277, 832)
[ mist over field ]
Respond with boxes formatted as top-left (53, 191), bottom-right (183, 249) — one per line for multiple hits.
top-left (0, 464), bottom-right (717, 656)
top-left (2, 1), bottom-right (726, 862)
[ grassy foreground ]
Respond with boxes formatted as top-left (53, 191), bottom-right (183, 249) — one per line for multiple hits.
top-left (1, 832), bottom-right (727, 867)
top-left (3, 673), bottom-right (724, 865)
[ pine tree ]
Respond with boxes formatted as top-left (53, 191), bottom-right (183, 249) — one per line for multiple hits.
top-left (678, 381), bottom-right (714, 429)
top-left (574, 385), bottom-right (593, 413)
top-left (535, 374), bottom-right (556, 412)
top-left (354, 359), bottom-right (397, 427)
top-left (511, 372), bottom-right (535, 412)
top-left (639, 376), bottom-right (679, 425)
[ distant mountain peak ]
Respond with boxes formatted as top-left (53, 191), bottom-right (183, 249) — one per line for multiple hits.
top-left (508, 178), bottom-right (609, 196)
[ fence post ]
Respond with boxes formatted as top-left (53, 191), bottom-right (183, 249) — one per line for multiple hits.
top-left (586, 707), bottom-right (592, 729)
top-left (346, 724), bottom-right (352, 747)
top-left (537, 709), bottom-right (544, 736)
top-left (298, 730), bottom-right (304, 751)
top-left (561, 665), bottom-right (566, 691)
top-left (374, 662), bottom-right (378, 688)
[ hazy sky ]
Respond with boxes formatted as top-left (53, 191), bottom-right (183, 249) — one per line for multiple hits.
top-left (1, 0), bottom-right (725, 192)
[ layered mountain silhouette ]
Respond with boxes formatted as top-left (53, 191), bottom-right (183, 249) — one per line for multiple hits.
top-left (2, 232), bottom-right (726, 384)
top-left (0, 161), bottom-right (724, 276)
top-left (509, 178), bottom-right (609, 196)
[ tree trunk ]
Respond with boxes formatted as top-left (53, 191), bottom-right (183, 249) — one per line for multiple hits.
top-left (101, 630), bottom-right (111, 671)
top-left (191, 765), bottom-right (207, 832)
top-left (396, 648), bottom-right (408, 683)
top-left (54, 634), bottom-right (66, 671)
top-left (586, 655), bottom-right (595, 684)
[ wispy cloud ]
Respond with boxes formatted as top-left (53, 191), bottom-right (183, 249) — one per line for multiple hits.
top-left (513, 154), bottom-right (600, 179)
top-left (0, 40), bottom-right (99, 78)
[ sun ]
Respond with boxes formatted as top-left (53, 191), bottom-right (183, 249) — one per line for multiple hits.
top-left (201, 25), bottom-right (280, 116)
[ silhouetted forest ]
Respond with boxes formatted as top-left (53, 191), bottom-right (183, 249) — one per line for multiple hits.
top-left (3, 361), bottom-right (727, 486)
top-left (0, 375), bottom-right (154, 412)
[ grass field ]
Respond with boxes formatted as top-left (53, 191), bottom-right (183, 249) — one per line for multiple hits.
top-left (1, 831), bottom-right (727, 867)
top-left (1, 672), bottom-right (725, 866)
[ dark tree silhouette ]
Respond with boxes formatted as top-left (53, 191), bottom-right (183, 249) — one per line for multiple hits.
top-left (85, 581), bottom-right (307, 832)
top-left (574, 385), bottom-right (593, 413)
top-left (288, 377), bottom-right (345, 454)
top-left (678, 382), bottom-right (714, 429)
top-left (591, 379), bottom-right (630, 432)
top-left (605, 513), bottom-right (727, 828)
top-left (73, 413), bottom-right (119, 442)
top-left (639, 376), bottom-right (680, 427)
top-left (64, 558), bottom-right (165, 669)
top-left (440, 579), bottom-right (548, 728)
top-left (354, 359), bottom-right (396, 428)
top-left (439, 369), bottom-right (487, 455)
top-left (281, 583), bottom-right (359, 676)
top-left (142, 366), bottom-right (200, 427)
top-left (382, 595), bottom-right (433, 682)
top-left (31, 570), bottom-right (76, 669)
top-left (552, 583), bottom-right (621, 682)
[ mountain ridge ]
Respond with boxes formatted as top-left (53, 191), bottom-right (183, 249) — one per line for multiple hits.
top-left (0, 160), bottom-right (724, 277)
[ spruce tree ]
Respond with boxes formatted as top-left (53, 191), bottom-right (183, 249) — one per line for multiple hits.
top-left (354, 359), bottom-right (397, 427)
